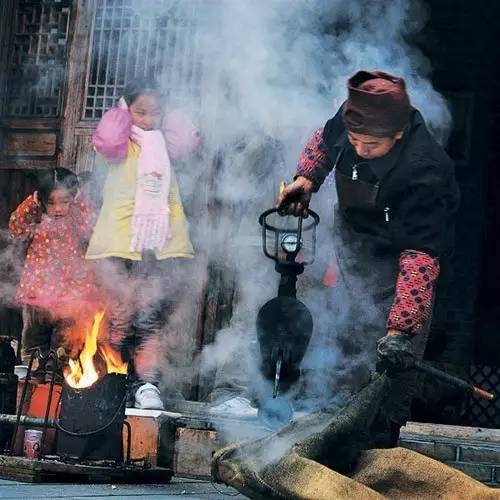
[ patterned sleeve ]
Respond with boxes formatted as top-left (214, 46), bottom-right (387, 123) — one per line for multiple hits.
top-left (296, 128), bottom-right (332, 192)
top-left (70, 192), bottom-right (95, 241)
top-left (9, 194), bottom-right (43, 240)
top-left (386, 250), bottom-right (440, 335)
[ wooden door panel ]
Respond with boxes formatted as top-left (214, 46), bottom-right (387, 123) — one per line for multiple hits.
top-left (73, 133), bottom-right (95, 174)
top-left (0, 0), bottom-right (73, 169)
top-left (5, 131), bottom-right (57, 157)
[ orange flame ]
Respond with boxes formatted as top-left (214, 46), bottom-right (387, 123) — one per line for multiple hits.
top-left (64, 311), bottom-right (127, 389)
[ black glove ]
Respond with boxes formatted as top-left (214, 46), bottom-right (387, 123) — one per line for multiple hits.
top-left (376, 332), bottom-right (415, 372)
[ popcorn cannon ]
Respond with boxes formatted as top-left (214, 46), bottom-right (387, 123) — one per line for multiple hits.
top-left (257, 207), bottom-right (320, 428)
top-left (255, 206), bottom-right (493, 429)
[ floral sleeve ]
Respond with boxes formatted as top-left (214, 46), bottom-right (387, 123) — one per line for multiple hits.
top-left (386, 250), bottom-right (440, 335)
top-left (296, 128), bottom-right (332, 192)
top-left (70, 193), bottom-right (95, 241)
top-left (9, 195), bottom-right (42, 240)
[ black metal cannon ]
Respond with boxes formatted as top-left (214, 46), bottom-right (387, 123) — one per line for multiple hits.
top-left (256, 208), bottom-right (319, 428)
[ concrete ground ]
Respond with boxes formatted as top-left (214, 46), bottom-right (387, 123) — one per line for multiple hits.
top-left (0, 477), bottom-right (249, 499)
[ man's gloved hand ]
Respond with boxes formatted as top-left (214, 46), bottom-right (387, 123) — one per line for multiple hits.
top-left (376, 331), bottom-right (415, 373)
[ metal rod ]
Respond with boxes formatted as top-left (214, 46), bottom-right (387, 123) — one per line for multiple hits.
top-left (40, 350), bottom-right (58, 457)
top-left (9, 349), bottom-right (40, 453)
top-left (413, 360), bottom-right (494, 400)
top-left (0, 414), bottom-right (57, 427)
top-left (273, 354), bottom-right (282, 399)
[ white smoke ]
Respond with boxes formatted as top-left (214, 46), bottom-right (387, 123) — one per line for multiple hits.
top-left (0, 230), bottom-right (24, 307)
top-left (4, 0), bottom-right (453, 431)
top-left (163, 0), bottom-right (452, 416)
top-left (190, 0), bottom-right (451, 148)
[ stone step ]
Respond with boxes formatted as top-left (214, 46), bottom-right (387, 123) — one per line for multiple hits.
top-left (399, 422), bottom-right (500, 487)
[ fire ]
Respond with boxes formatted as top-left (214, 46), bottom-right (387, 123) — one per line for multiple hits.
top-left (64, 311), bottom-right (127, 389)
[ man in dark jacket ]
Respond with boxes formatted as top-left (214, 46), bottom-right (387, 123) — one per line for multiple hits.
top-left (278, 70), bottom-right (460, 443)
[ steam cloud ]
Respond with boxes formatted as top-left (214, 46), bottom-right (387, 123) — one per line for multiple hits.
top-left (3, 0), bottom-right (452, 446)
top-left (151, 0), bottom-right (452, 419)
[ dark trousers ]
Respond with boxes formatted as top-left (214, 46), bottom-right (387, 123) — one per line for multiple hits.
top-left (91, 254), bottom-right (196, 394)
top-left (20, 305), bottom-right (71, 371)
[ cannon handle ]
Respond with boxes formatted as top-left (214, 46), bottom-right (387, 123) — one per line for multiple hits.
top-left (413, 360), bottom-right (494, 401)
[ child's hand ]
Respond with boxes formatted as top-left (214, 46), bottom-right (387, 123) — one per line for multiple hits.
top-left (33, 191), bottom-right (40, 205)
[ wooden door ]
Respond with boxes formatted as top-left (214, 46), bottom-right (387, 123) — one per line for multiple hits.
top-left (0, 0), bottom-right (74, 169)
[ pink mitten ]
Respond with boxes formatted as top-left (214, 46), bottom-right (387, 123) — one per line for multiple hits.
top-left (162, 109), bottom-right (200, 160)
top-left (92, 108), bottom-right (132, 163)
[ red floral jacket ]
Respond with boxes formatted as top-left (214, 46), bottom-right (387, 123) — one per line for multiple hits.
top-left (9, 194), bottom-right (99, 313)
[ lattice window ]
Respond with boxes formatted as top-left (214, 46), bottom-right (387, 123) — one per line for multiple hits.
top-left (6, 0), bottom-right (71, 117)
top-left (467, 364), bottom-right (500, 428)
top-left (85, 0), bottom-right (202, 120)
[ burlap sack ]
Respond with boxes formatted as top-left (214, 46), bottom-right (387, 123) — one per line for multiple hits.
top-left (213, 374), bottom-right (500, 499)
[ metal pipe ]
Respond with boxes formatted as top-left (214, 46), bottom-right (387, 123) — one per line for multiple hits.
top-left (0, 414), bottom-right (57, 427)
top-left (40, 350), bottom-right (59, 456)
top-left (10, 349), bottom-right (39, 452)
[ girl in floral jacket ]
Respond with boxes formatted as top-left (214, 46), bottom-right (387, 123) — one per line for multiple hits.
top-left (9, 168), bottom-right (99, 381)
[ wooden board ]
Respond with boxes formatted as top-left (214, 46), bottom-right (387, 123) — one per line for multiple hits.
top-left (5, 132), bottom-right (57, 157)
top-left (174, 428), bottom-right (218, 479)
top-left (0, 455), bottom-right (173, 484)
top-left (73, 134), bottom-right (96, 174)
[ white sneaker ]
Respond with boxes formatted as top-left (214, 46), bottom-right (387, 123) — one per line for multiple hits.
top-left (209, 397), bottom-right (258, 418)
top-left (134, 383), bottom-right (165, 410)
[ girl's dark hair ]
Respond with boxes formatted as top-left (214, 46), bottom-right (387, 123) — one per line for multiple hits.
top-left (122, 77), bottom-right (163, 106)
top-left (37, 168), bottom-right (79, 207)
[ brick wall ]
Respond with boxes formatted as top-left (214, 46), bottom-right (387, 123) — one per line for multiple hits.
top-left (400, 422), bottom-right (500, 487)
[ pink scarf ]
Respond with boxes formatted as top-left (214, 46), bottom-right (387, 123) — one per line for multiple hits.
top-left (129, 124), bottom-right (171, 252)
top-left (93, 97), bottom-right (201, 253)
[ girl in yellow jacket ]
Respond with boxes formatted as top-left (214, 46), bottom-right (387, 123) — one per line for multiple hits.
top-left (87, 78), bottom-right (199, 409)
